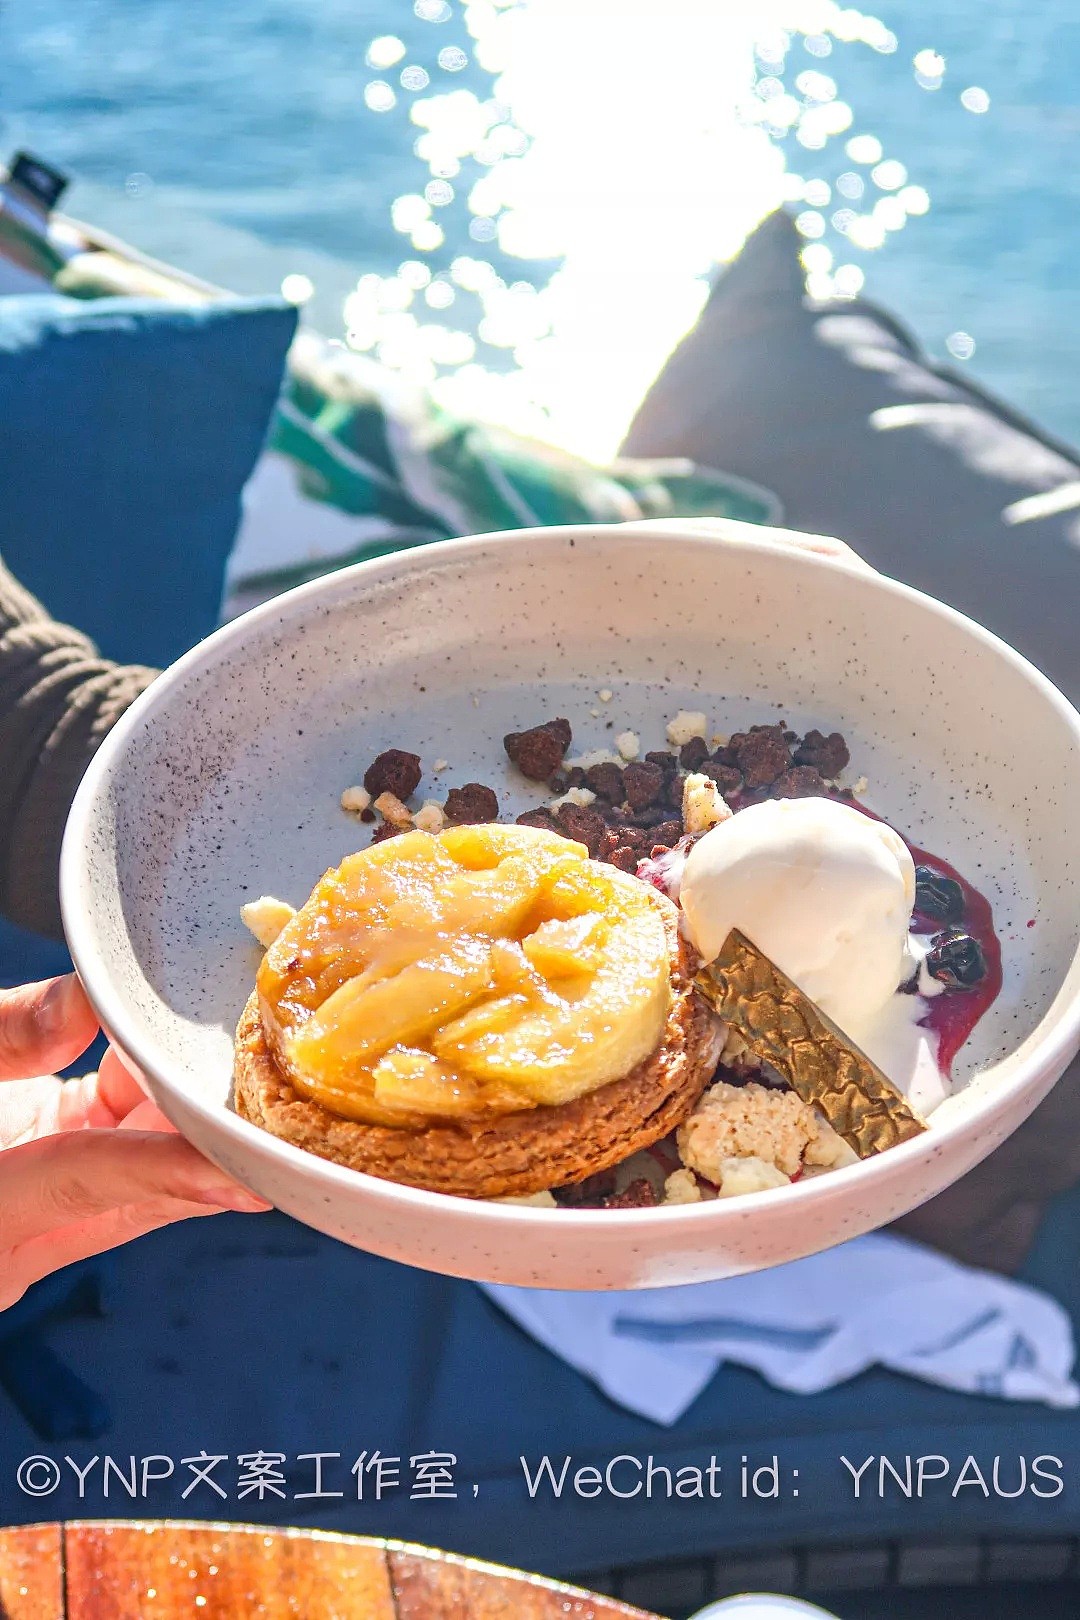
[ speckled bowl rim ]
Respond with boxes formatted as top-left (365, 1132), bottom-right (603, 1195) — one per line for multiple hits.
top-left (60, 523), bottom-right (1080, 1232)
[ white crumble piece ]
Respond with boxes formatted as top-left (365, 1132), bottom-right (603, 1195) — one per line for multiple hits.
top-left (715, 1156), bottom-right (791, 1198)
top-left (240, 896), bottom-right (297, 949)
top-left (666, 710), bottom-right (709, 748)
top-left (566, 748), bottom-right (621, 770)
top-left (662, 1168), bottom-right (703, 1205)
top-left (374, 790), bottom-right (413, 827)
top-left (720, 1026), bottom-right (750, 1065)
top-left (677, 1080), bottom-right (821, 1184)
top-left (598, 688), bottom-right (613, 703)
top-left (681, 771), bottom-right (733, 835)
top-left (710, 733), bottom-right (729, 749)
top-left (851, 775), bottom-right (869, 796)
top-left (615, 730), bottom-right (641, 761)
top-left (590, 708), bottom-right (601, 718)
top-left (339, 784), bottom-right (371, 815)
top-left (433, 758), bottom-right (449, 773)
top-left (804, 1117), bottom-right (859, 1170)
top-left (413, 799), bottom-right (446, 834)
top-left (494, 1190), bottom-right (558, 1207)
top-left (550, 786), bottom-right (597, 809)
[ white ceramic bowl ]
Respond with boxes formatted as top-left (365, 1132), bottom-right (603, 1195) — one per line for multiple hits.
top-left (60, 523), bottom-right (1080, 1289)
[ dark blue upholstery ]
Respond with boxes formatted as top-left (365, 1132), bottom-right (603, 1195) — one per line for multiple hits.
top-left (0, 1193), bottom-right (1077, 1576)
top-left (0, 287), bottom-right (295, 1436)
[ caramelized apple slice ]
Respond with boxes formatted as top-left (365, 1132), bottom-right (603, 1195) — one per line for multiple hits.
top-left (522, 913), bottom-right (606, 978)
top-left (286, 936), bottom-right (494, 1073)
top-left (439, 822), bottom-right (584, 870)
top-left (418, 853), bottom-right (553, 938)
top-left (372, 1048), bottom-right (528, 1117)
top-left (435, 904), bottom-right (671, 1105)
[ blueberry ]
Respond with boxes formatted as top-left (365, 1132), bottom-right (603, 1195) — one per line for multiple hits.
top-left (914, 865), bottom-right (965, 924)
top-left (926, 931), bottom-right (987, 990)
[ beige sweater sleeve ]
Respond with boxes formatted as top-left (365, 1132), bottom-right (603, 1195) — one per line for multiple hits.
top-left (0, 557), bottom-right (156, 941)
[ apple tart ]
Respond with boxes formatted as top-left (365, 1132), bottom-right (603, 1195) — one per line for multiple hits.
top-left (233, 824), bottom-right (721, 1197)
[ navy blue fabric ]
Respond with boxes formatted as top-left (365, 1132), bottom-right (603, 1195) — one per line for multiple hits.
top-left (0, 292), bottom-right (296, 667)
top-left (1, 1193), bottom-right (1077, 1575)
top-left (0, 290), bottom-right (295, 1371)
top-left (0, 918), bottom-right (72, 989)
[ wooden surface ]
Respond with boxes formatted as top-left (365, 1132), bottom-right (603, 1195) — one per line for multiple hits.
top-left (0, 1523), bottom-right (63, 1620)
top-left (0, 1524), bottom-right (660, 1620)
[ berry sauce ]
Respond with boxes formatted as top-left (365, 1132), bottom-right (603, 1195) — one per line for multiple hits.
top-left (906, 838), bottom-right (1003, 1078)
top-left (839, 795), bottom-right (1003, 1079)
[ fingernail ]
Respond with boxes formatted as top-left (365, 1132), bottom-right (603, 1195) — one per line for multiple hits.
top-left (195, 1184), bottom-right (271, 1213)
top-left (38, 975), bottom-right (81, 1035)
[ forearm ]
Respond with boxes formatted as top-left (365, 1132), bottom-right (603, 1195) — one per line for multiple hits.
top-left (0, 562), bottom-right (155, 940)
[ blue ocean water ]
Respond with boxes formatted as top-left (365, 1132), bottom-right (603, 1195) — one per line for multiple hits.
top-left (2, 0), bottom-right (1077, 450)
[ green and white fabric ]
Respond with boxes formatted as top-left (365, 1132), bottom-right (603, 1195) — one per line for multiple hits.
top-left (0, 194), bottom-right (783, 621)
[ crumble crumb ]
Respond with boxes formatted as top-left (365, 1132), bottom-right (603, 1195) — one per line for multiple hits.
top-left (852, 775), bottom-right (869, 795)
top-left (681, 771), bottom-right (732, 835)
top-left (615, 730), bottom-right (641, 761)
top-left (720, 1026), bottom-right (751, 1065)
top-left (374, 790), bottom-right (413, 827)
top-left (598, 688), bottom-right (613, 703)
top-left (433, 758), bottom-right (449, 773)
top-left (662, 1168), bottom-right (703, 1205)
top-left (566, 748), bottom-right (621, 770)
top-left (804, 1117), bottom-right (859, 1170)
top-left (666, 710), bottom-right (708, 748)
top-left (413, 800), bottom-right (446, 834)
top-left (495, 1190), bottom-right (558, 1207)
top-left (590, 708), bottom-right (601, 718)
top-left (241, 896), bottom-right (297, 949)
top-left (722, 1023), bottom-right (764, 1075)
top-left (340, 785), bottom-right (371, 815)
top-left (677, 1080), bottom-right (821, 1184)
top-left (550, 786), bottom-right (597, 809)
top-left (715, 1157), bottom-right (791, 1197)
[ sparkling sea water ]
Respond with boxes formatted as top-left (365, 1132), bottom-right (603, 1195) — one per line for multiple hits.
top-left (2, 0), bottom-right (1076, 459)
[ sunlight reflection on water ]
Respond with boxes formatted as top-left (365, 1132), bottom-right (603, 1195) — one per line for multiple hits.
top-left (323, 0), bottom-right (970, 460)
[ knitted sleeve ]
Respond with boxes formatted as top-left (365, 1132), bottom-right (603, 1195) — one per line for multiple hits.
top-left (0, 557), bottom-right (155, 940)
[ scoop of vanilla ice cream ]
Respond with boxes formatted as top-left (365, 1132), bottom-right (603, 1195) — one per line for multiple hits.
top-left (680, 797), bottom-right (916, 1031)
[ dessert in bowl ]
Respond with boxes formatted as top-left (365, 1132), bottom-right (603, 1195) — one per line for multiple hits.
top-left (235, 821), bottom-right (718, 1199)
top-left (60, 523), bottom-right (1080, 1288)
top-left (233, 711), bottom-right (998, 1211)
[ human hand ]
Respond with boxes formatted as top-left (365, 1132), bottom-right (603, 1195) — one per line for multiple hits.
top-left (632, 515), bottom-right (873, 571)
top-left (0, 974), bottom-right (268, 1312)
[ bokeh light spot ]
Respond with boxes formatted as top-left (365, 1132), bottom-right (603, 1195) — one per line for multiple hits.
top-left (846, 133), bottom-right (883, 164)
top-left (946, 331), bottom-right (976, 360)
top-left (281, 273), bottom-right (314, 305)
top-left (366, 36), bottom-right (406, 69)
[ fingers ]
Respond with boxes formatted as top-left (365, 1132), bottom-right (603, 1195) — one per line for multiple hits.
top-left (632, 517), bottom-right (875, 571)
top-left (57, 1046), bottom-right (150, 1130)
top-left (118, 1097), bottom-right (180, 1134)
top-left (0, 976), bottom-right (99, 1082)
top-left (0, 1128), bottom-right (269, 1251)
top-left (2, 1196), bottom-right (236, 1313)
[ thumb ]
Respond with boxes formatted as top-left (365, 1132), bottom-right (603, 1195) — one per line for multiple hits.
top-left (631, 516), bottom-right (875, 571)
top-left (0, 976), bottom-right (100, 1082)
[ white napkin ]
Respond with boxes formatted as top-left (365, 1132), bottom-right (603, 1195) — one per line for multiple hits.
top-left (482, 1233), bottom-right (1079, 1424)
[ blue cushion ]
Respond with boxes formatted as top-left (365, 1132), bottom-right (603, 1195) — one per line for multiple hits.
top-left (0, 292), bottom-right (296, 668)
top-left (623, 210), bottom-right (1080, 709)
